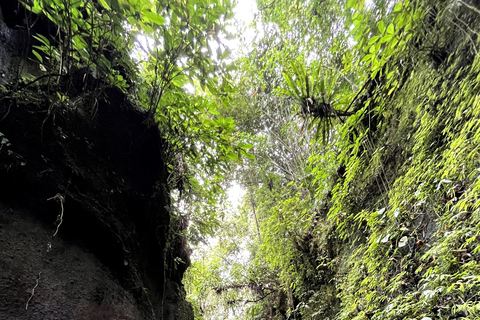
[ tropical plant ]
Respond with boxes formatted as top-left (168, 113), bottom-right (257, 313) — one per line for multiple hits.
top-left (283, 62), bottom-right (355, 141)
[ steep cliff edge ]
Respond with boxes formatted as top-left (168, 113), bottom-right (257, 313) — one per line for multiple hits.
top-left (0, 7), bottom-right (193, 320)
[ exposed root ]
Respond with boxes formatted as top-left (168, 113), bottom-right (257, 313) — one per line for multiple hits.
top-left (25, 272), bottom-right (42, 310)
top-left (48, 193), bottom-right (65, 238)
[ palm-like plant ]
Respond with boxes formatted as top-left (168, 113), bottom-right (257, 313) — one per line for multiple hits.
top-left (283, 62), bottom-right (354, 141)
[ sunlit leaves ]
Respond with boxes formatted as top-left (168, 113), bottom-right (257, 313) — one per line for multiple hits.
top-left (98, 0), bottom-right (111, 10)
top-left (142, 10), bottom-right (165, 25)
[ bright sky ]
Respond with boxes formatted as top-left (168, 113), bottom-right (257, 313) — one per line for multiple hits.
top-left (224, 0), bottom-right (259, 55)
top-left (226, 182), bottom-right (246, 208)
top-left (233, 0), bottom-right (258, 25)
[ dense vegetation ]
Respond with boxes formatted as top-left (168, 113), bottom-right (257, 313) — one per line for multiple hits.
top-left (3, 0), bottom-right (480, 319)
top-left (183, 0), bottom-right (480, 319)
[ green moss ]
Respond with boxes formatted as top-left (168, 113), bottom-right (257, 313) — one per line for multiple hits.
top-left (315, 1), bottom-right (480, 319)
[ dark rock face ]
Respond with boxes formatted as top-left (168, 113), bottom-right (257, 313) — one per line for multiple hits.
top-left (0, 17), bottom-right (26, 84)
top-left (0, 203), bottom-right (144, 320)
top-left (0, 5), bottom-right (193, 319)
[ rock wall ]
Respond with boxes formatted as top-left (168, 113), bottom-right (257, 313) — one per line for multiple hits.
top-left (0, 4), bottom-right (193, 319)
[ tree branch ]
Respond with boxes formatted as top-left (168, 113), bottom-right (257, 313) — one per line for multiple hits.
top-left (227, 290), bottom-right (276, 305)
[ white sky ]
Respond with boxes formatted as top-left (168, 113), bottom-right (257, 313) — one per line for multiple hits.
top-left (224, 0), bottom-right (259, 56)
top-left (226, 182), bottom-right (246, 208)
top-left (233, 0), bottom-right (258, 25)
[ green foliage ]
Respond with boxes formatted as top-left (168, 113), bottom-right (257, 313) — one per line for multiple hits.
top-left (14, 0), bottom-right (255, 245)
top-left (186, 0), bottom-right (480, 319)
top-left (183, 195), bottom-right (260, 319)
top-left (325, 1), bottom-right (480, 319)
top-left (23, 0), bottom-right (134, 88)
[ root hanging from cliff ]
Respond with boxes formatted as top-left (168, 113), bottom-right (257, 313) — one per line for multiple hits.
top-left (48, 193), bottom-right (65, 238)
top-left (25, 272), bottom-right (42, 310)
top-left (25, 191), bottom-right (67, 310)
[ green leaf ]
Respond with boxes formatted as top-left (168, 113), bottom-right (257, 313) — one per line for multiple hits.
top-left (220, 49), bottom-right (231, 60)
top-left (386, 23), bottom-right (395, 35)
top-left (32, 49), bottom-right (43, 63)
top-left (226, 152), bottom-right (238, 160)
top-left (241, 150), bottom-right (255, 160)
top-left (362, 53), bottom-right (374, 62)
top-left (377, 20), bottom-right (386, 34)
top-left (32, 0), bottom-right (42, 14)
top-left (33, 34), bottom-right (51, 47)
top-left (164, 30), bottom-right (173, 51)
top-left (368, 35), bottom-right (380, 46)
top-left (283, 72), bottom-right (301, 98)
top-left (143, 11), bottom-right (165, 25)
top-left (347, 0), bottom-right (356, 7)
top-left (73, 35), bottom-right (87, 50)
top-left (319, 79), bottom-right (325, 94)
top-left (380, 33), bottom-right (393, 43)
top-left (393, 2), bottom-right (403, 12)
top-left (98, 0), bottom-right (111, 10)
top-left (172, 74), bottom-right (189, 87)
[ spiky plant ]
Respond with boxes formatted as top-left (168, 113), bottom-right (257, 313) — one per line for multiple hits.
top-left (283, 62), bottom-right (354, 142)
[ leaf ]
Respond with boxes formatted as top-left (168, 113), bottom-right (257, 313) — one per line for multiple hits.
top-left (368, 35), bottom-right (380, 46)
top-left (283, 72), bottom-right (301, 98)
top-left (305, 74), bottom-right (311, 98)
top-left (298, 63), bottom-right (308, 96)
top-left (393, 2), bottom-right (403, 12)
top-left (319, 79), bottom-right (325, 94)
top-left (33, 34), bottom-right (51, 47)
top-left (241, 150), bottom-right (255, 160)
top-left (98, 0), bottom-right (111, 10)
top-left (377, 20), bottom-right (386, 34)
top-left (172, 74), bottom-right (189, 87)
top-left (32, 49), bottom-right (43, 63)
top-left (381, 34), bottom-right (393, 43)
top-left (32, 0), bottom-right (42, 14)
top-left (386, 23), bottom-right (395, 35)
top-left (226, 152), bottom-right (238, 160)
top-left (164, 30), bottom-right (173, 51)
top-left (362, 53), bottom-right (374, 62)
top-left (220, 49), bottom-right (231, 59)
top-left (72, 35), bottom-right (87, 50)
top-left (143, 11), bottom-right (165, 25)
